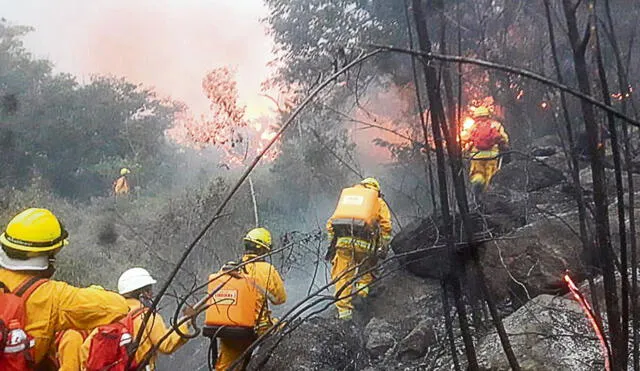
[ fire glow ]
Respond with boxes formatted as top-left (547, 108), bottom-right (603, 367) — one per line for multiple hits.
top-left (167, 66), bottom-right (282, 167)
top-left (563, 274), bottom-right (611, 371)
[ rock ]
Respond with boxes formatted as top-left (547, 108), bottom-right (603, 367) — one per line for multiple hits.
top-left (391, 212), bottom-right (495, 280)
top-left (396, 319), bottom-right (436, 361)
top-left (492, 156), bottom-right (566, 192)
top-left (480, 212), bottom-right (587, 303)
top-left (251, 317), bottom-right (368, 370)
top-left (530, 146), bottom-right (557, 157)
top-left (364, 318), bottom-right (396, 358)
top-left (476, 294), bottom-right (602, 370)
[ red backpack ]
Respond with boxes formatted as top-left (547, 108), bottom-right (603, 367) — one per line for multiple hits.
top-left (84, 308), bottom-right (146, 371)
top-left (0, 276), bottom-right (47, 371)
top-left (471, 120), bottom-right (503, 150)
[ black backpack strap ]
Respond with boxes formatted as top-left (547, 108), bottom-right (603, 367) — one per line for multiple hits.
top-left (15, 276), bottom-right (46, 298)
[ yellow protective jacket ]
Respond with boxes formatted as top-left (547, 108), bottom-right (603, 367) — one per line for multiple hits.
top-left (0, 269), bottom-right (128, 365)
top-left (52, 329), bottom-right (87, 371)
top-left (326, 186), bottom-right (393, 250)
top-left (81, 298), bottom-right (190, 370)
top-left (113, 176), bottom-right (129, 195)
top-left (241, 254), bottom-right (287, 333)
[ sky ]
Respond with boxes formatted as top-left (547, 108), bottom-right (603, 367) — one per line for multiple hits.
top-left (0, 0), bottom-right (275, 118)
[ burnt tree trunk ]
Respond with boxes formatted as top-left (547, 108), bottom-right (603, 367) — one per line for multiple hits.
top-left (592, 4), bottom-right (629, 365)
top-left (603, 0), bottom-right (639, 365)
top-left (542, 0), bottom-right (602, 320)
top-left (403, 0), bottom-right (438, 213)
top-left (410, 0), bottom-right (479, 369)
top-left (412, 1), bottom-right (520, 370)
top-left (562, 0), bottom-right (623, 367)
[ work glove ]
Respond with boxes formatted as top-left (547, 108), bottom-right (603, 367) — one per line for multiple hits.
top-left (376, 239), bottom-right (390, 260)
top-left (376, 247), bottom-right (388, 260)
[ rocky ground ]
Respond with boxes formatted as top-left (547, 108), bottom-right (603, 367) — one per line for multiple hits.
top-left (250, 142), bottom-right (634, 370)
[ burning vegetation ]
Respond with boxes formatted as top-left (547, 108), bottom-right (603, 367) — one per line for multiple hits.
top-left (3, 0), bottom-right (640, 370)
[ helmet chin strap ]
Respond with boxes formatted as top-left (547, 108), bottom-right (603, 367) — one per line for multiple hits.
top-left (42, 259), bottom-right (56, 279)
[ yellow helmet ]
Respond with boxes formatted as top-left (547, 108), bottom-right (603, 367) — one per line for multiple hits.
top-left (360, 177), bottom-right (380, 192)
top-left (120, 168), bottom-right (131, 176)
top-left (0, 208), bottom-right (68, 270)
top-left (472, 106), bottom-right (491, 119)
top-left (243, 227), bottom-right (272, 251)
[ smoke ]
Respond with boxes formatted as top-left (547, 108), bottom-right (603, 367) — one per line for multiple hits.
top-left (348, 82), bottom-right (419, 170)
top-left (1, 0), bottom-right (274, 118)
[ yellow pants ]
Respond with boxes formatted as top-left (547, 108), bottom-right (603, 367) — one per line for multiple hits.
top-left (469, 156), bottom-right (500, 190)
top-left (331, 247), bottom-right (376, 313)
top-left (216, 337), bottom-right (254, 371)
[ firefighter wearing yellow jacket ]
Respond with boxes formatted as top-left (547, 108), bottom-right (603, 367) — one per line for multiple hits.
top-left (462, 107), bottom-right (510, 194)
top-left (0, 208), bottom-right (129, 367)
top-left (113, 167), bottom-right (131, 196)
top-left (326, 178), bottom-right (392, 320)
top-left (81, 268), bottom-right (193, 370)
top-left (210, 228), bottom-right (287, 370)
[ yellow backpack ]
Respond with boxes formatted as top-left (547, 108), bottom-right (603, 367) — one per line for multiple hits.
top-left (329, 186), bottom-right (380, 239)
top-left (203, 265), bottom-right (259, 339)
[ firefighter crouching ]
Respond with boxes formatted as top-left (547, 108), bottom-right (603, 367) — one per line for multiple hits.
top-left (203, 227), bottom-right (287, 370)
top-left (462, 107), bottom-right (510, 194)
top-left (326, 177), bottom-right (392, 321)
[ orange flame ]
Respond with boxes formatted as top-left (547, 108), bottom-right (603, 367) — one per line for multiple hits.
top-left (564, 274), bottom-right (611, 371)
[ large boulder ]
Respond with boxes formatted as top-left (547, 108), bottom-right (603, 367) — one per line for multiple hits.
top-left (476, 294), bottom-right (602, 370)
top-left (492, 155), bottom-right (566, 192)
top-left (480, 211), bottom-right (587, 302)
top-left (391, 212), bottom-right (495, 280)
top-left (363, 318), bottom-right (395, 358)
top-left (396, 319), bottom-right (437, 361)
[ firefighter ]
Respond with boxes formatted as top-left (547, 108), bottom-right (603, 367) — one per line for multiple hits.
top-left (0, 208), bottom-right (129, 368)
top-left (113, 167), bottom-right (131, 195)
top-left (213, 227), bottom-right (287, 370)
top-left (81, 267), bottom-right (194, 370)
top-left (326, 177), bottom-right (392, 320)
top-left (463, 107), bottom-right (510, 194)
top-left (48, 329), bottom-right (88, 371)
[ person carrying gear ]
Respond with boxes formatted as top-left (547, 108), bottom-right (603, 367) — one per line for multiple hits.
top-left (0, 208), bottom-right (129, 370)
top-left (114, 167), bottom-right (131, 196)
top-left (81, 267), bottom-right (194, 371)
top-left (203, 227), bottom-right (286, 371)
top-left (47, 329), bottom-right (88, 371)
top-left (463, 107), bottom-right (510, 194)
top-left (326, 177), bottom-right (392, 320)
top-left (46, 285), bottom-right (103, 370)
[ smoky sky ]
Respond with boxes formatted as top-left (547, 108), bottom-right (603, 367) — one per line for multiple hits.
top-left (0, 0), bottom-right (275, 117)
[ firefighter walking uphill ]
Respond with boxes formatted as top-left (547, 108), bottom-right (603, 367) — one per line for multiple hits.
top-left (326, 177), bottom-right (392, 320)
top-left (203, 227), bottom-right (287, 370)
top-left (461, 107), bottom-right (510, 195)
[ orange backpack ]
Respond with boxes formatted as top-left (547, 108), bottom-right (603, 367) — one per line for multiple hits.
top-left (84, 308), bottom-right (145, 371)
top-left (0, 276), bottom-right (47, 371)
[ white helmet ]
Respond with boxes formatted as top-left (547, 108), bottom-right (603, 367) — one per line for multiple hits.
top-left (118, 267), bottom-right (157, 295)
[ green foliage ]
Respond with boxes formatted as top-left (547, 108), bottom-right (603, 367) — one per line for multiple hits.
top-left (0, 21), bottom-right (179, 200)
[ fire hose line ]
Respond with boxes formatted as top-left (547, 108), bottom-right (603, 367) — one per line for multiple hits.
top-left (564, 273), bottom-right (611, 371)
